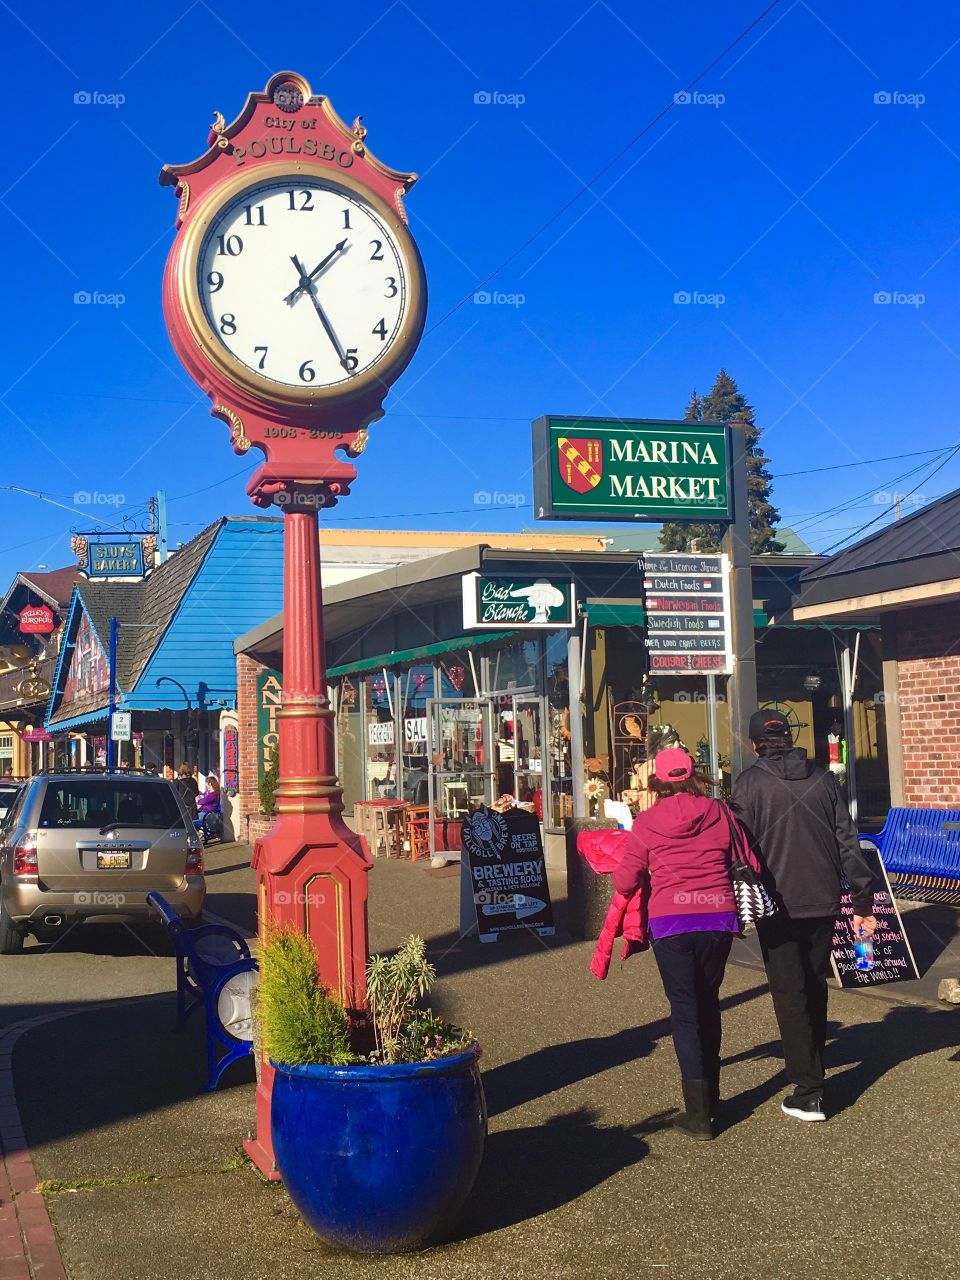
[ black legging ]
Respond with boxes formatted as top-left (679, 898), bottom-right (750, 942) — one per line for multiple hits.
top-left (652, 931), bottom-right (733, 1081)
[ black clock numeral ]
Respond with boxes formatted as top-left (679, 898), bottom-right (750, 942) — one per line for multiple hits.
top-left (219, 313), bottom-right (237, 335)
top-left (298, 359), bottom-right (316, 382)
top-left (341, 348), bottom-right (359, 372)
top-left (253, 346), bottom-right (268, 370)
top-left (369, 239), bottom-right (384, 261)
top-left (207, 271), bottom-right (224, 293)
top-left (288, 190), bottom-right (314, 212)
top-left (243, 204), bottom-right (266, 226)
top-left (384, 276), bottom-right (398, 298)
top-left (372, 317), bottom-right (388, 341)
top-left (216, 234), bottom-right (243, 256)
top-left (342, 208), bottom-right (352, 230)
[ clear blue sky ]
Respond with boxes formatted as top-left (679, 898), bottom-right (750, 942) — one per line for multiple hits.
top-left (2, 0), bottom-right (959, 581)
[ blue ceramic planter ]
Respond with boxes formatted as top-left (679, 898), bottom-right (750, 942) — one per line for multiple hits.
top-left (271, 1044), bottom-right (487, 1254)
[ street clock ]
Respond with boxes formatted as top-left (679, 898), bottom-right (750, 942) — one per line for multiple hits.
top-left (161, 71), bottom-right (427, 502)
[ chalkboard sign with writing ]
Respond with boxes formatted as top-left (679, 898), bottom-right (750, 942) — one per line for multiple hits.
top-left (461, 806), bottom-right (555, 942)
top-left (831, 842), bottom-right (920, 988)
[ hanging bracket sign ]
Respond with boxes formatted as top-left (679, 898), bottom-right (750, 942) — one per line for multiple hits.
top-left (642, 553), bottom-right (733, 675)
top-left (462, 573), bottom-right (576, 629)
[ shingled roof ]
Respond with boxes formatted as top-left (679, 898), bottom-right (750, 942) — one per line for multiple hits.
top-left (798, 486), bottom-right (960, 607)
top-left (48, 521), bottom-right (223, 726)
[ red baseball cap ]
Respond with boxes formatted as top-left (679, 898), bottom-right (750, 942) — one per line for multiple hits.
top-left (654, 747), bottom-right (695, 782)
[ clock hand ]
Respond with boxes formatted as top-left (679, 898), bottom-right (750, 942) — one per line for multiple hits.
top-left (284, 239), bottom-right (349, 306)
top-left (304, 282), bottom-right (353, 372)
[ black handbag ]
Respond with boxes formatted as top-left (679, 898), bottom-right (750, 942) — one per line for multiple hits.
top-left (721, 804), bottom-right (778, 929)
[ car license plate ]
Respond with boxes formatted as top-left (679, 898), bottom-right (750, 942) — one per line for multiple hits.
top-left (97, 851), bottom-right (131, 869)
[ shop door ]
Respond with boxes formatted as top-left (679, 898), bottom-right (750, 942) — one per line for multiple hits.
top-left (491, 693), bottom-right (546, 817)
top-left (425, 699), bottom-right (495, 858)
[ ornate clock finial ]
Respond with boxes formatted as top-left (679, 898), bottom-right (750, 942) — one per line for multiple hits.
top-left (351, 115), bottom-right (368, 155)
top-left (208, 111), bottom-right (229, 149)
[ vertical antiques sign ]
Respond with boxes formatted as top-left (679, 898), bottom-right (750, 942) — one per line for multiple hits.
top-left (533, 416), bottom-right (731, 522)
top-left (256, 669), bottom-right (282, 785)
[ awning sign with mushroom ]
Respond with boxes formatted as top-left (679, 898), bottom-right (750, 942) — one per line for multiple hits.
top-left (462, 573), bottom-right (577, 629)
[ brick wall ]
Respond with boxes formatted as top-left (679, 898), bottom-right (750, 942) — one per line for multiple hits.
top-left (236, 651), bottom-right (273, 845)
top-left (896, 602), bottom-right (960, 806)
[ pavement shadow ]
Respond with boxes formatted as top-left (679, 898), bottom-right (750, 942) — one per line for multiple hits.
top-left (13, 921), bottom-right (175, 959)
top-left (826, 1004), bottom-right (960, 1113)
top-left (719, 1004), bottom-right (960, 1117)
top-left (453, 1106), bottom-right (671, 1240)
top-left (11, 992), bottom-right (255, 1156)
top-left (898, 903), bottom-right (960, 976)
top-left (482, 982), bottom-right (770, 1119)
top-left (203, 861), bottom-right (254, 878)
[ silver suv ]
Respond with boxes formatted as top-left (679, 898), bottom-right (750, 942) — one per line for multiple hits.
top-left (0, 770), bottom-right (206, 954)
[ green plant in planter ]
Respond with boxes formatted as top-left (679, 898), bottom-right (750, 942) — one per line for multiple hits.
top-left (259, 928), bottom-right (471, 1067)
top-left (258, 925), bottom-right (354, 1066)
top-left (366, 935), bottom-right (471, 1064)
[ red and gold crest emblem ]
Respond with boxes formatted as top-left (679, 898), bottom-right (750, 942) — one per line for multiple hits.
top-left (557, 436), bottom-right (603, 494)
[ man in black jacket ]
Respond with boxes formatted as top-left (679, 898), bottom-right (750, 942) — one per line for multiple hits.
top-left (732, 709), bottom-right (876, 1122)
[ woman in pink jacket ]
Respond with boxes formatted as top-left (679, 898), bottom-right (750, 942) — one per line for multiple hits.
top-left (612, 747), bottom-right (761, 1141)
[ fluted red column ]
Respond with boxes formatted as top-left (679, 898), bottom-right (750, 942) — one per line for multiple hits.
top-left (273, 509), bottom-right (342, 815)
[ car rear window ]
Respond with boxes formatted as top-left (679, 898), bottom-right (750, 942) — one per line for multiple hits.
top-left (39, 780), bottom-right (186, 830)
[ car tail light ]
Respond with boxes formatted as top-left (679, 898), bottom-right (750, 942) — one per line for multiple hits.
top-left (186, 848), bottom-right (203, 875)
top-left (13, 835), bottom-right (38, 881)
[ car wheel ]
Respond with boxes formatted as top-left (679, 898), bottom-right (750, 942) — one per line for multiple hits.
top-left (0, 898), bottom-right (25, 955)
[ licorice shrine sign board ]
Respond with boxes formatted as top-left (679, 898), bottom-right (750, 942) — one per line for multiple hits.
top-left (830, 842), bottom-right (920, 988)
top-left (461, 807), bottom-right (555, 942)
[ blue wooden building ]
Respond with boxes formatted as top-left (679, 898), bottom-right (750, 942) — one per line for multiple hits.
top-left (46, 517), bottom-right (283, 777)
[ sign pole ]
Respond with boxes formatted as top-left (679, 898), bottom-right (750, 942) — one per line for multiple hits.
top-left (107, 616), bottom-right (118, 772)
top-left (706, 673), bottom-right (720, 796)
top-left (720, 417), bottom-right (758, 780)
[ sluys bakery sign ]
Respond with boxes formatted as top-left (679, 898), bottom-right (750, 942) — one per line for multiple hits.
top-left (532, 415), bottom-right (732, 522)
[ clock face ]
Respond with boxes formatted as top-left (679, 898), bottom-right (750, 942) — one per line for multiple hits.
top-left (193, 175), bottom-right (417, 394)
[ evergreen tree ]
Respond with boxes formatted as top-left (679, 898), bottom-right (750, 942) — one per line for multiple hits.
top-left (658, 369), bottom-right (784, 554)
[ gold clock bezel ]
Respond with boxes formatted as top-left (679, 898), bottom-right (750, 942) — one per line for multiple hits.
top-left (176, 162), bottom-right (426, 406)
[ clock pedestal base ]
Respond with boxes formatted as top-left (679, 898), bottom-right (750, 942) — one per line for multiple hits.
top-left (243, 504), bottom-right (371, 1181)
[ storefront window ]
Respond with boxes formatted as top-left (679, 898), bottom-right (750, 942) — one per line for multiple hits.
top-left (438, 651), bottom-right (477, 699)
top-left (488, 638), bottom-right (541, 693)
top-left (334, 677), bottom-right (364, 809)
top-left (398, 664), bottom-right (434, 804)
top-left (365, 671), bottom-right (398, 800)
top-left (0, 734), bottom-right (13, 776)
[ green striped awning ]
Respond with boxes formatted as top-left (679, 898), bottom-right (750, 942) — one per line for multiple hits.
top-left (327, 630), bottom-right (516, 678)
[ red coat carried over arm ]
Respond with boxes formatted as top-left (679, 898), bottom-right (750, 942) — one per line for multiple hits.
top-left (577, 828), bottom-right (649, 980)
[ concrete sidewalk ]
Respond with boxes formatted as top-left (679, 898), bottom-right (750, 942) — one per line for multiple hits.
top-left (11, 846), bottom-right (960, 1280)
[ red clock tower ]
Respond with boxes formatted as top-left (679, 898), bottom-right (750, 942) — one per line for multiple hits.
top-left (160, 71), bottom-right (427, 1176)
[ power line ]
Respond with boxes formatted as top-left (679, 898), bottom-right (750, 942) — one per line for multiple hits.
top-left (424, 0), bottom-right (788, 336)
top-left (778, 447), bottom-right (952, 479)
top-left (820, 446), bottom-right (960, 553)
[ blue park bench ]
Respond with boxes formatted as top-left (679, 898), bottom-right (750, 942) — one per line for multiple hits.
top-left (859, 808), bottom-right (960, 905)
top-left (147, 892), bottom-right (258, 1091)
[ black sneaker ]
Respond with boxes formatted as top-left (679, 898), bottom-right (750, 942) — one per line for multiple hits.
top-left (781, 1092), bottom-right (826, 1122)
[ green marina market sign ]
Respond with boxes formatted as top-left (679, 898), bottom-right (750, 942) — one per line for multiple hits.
top-left (532, 415), bottom-right (732, 522)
